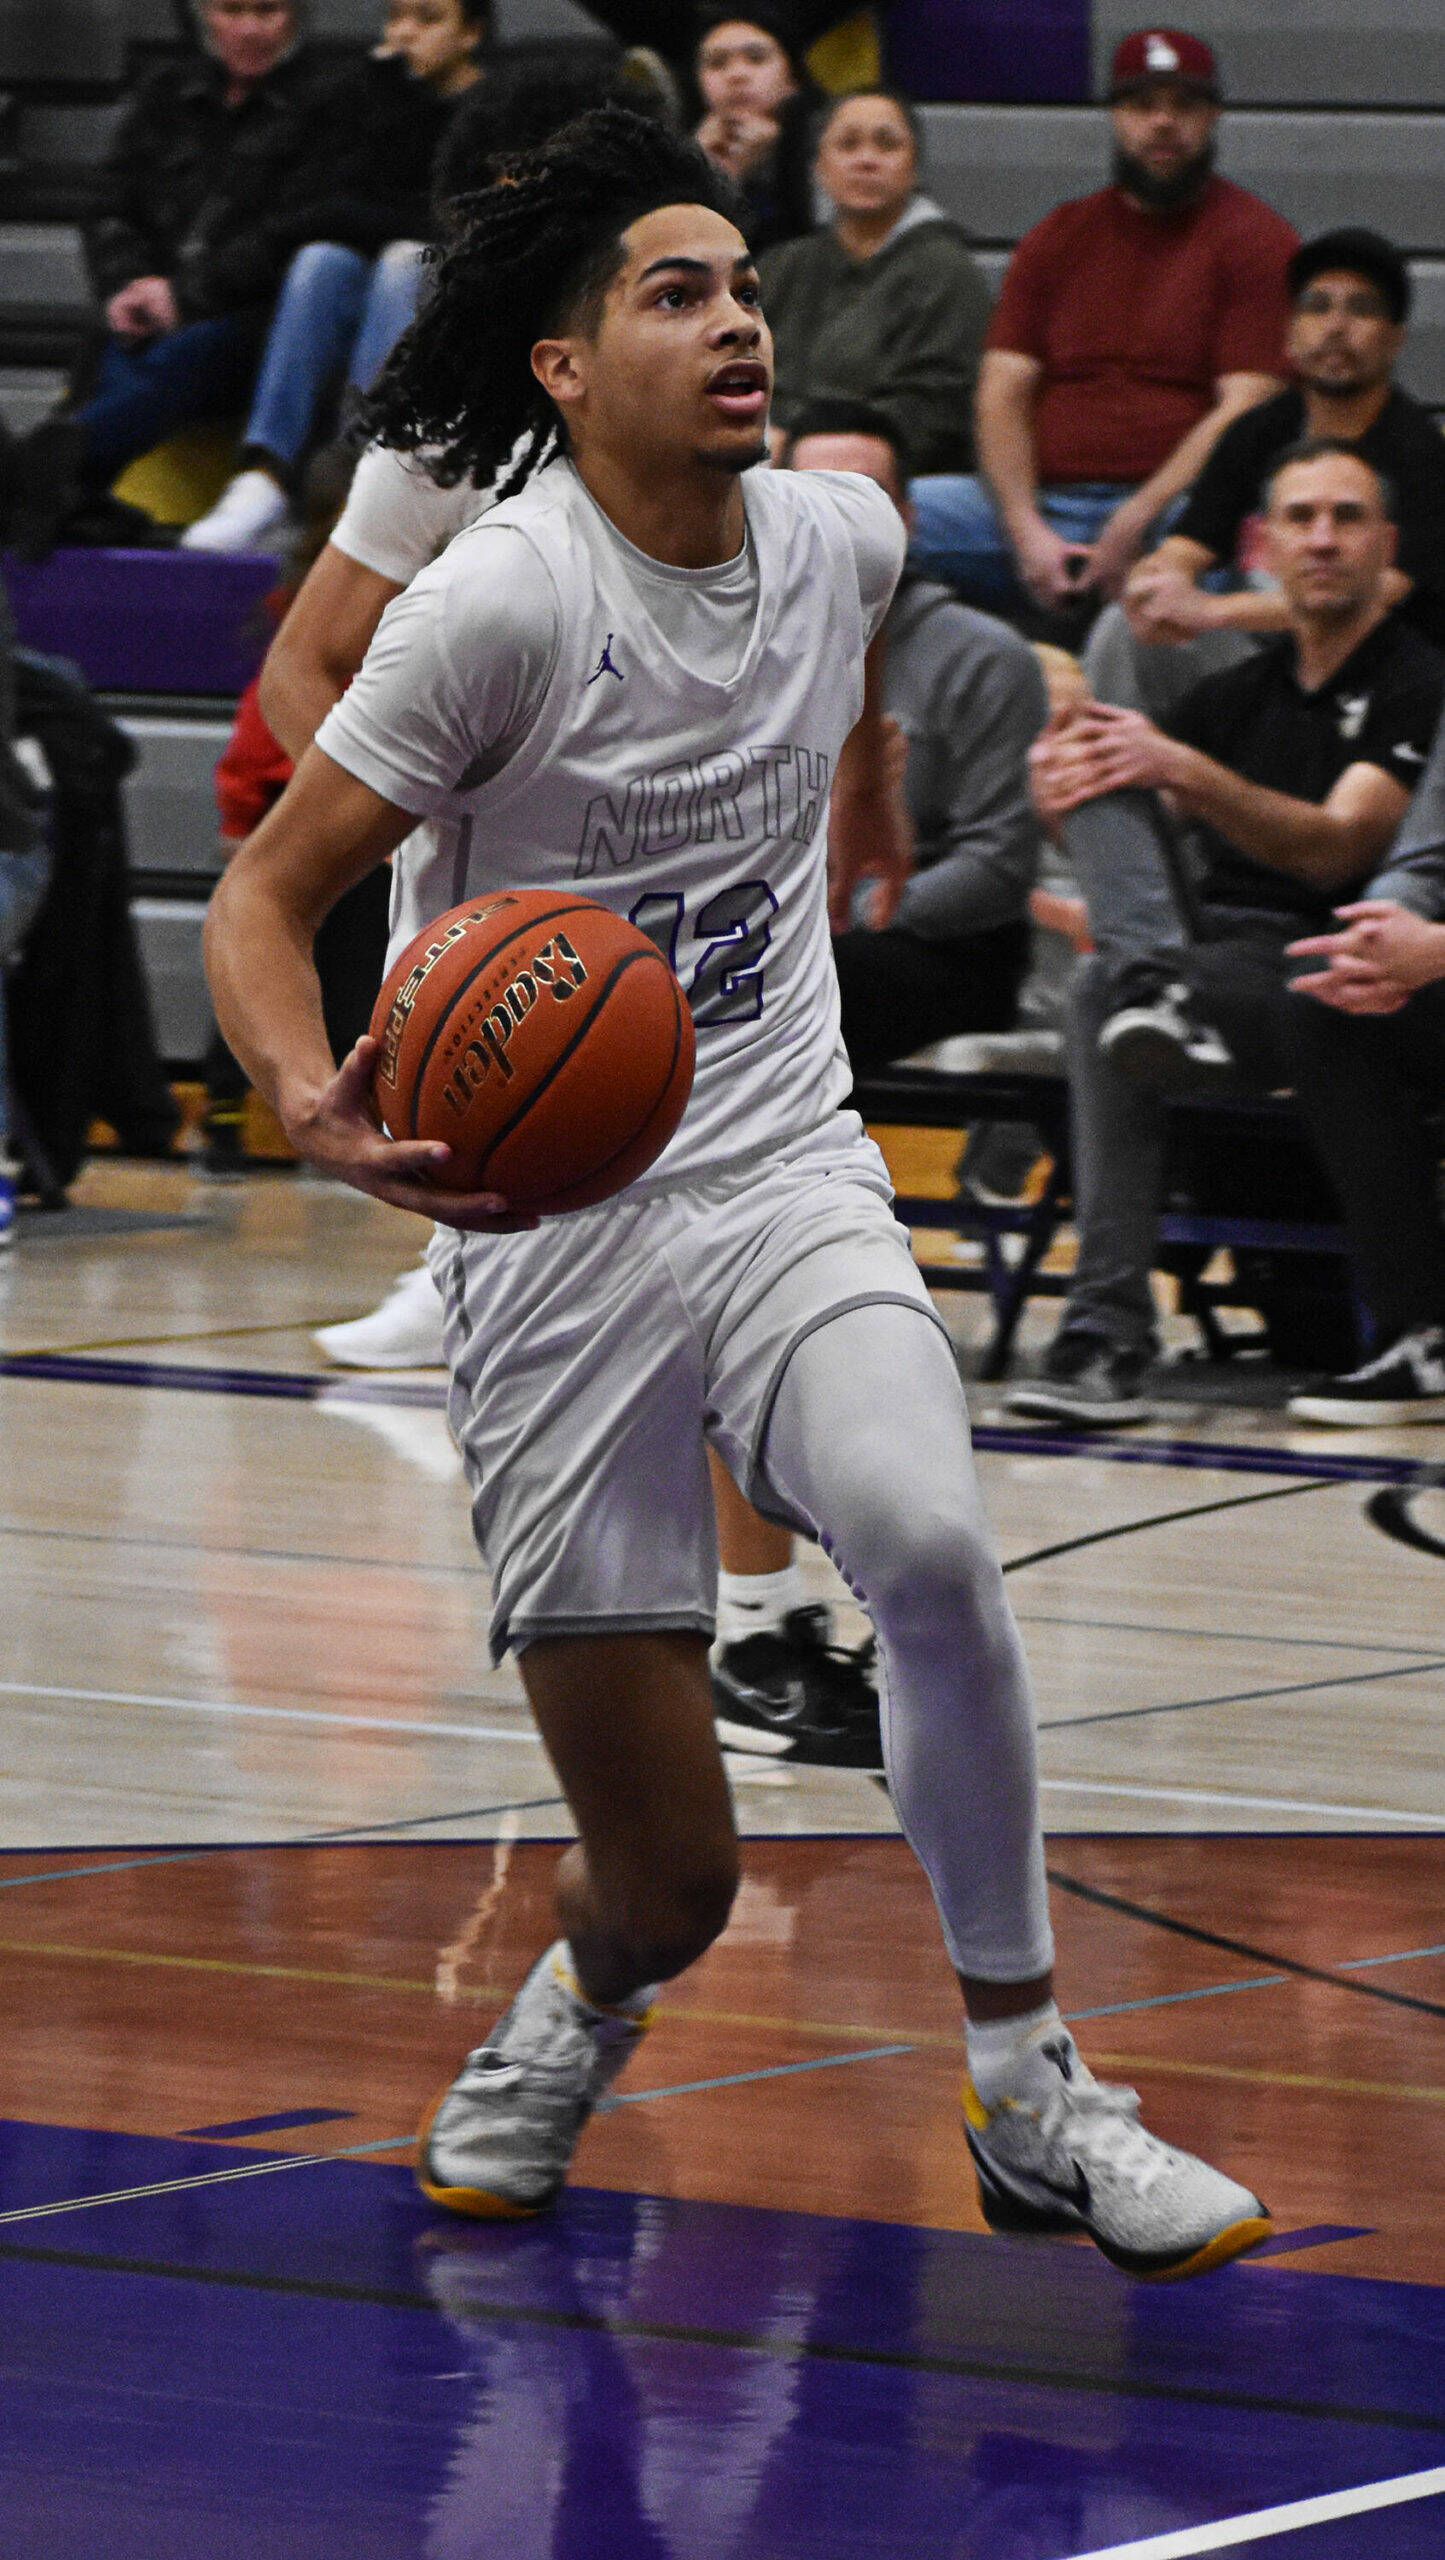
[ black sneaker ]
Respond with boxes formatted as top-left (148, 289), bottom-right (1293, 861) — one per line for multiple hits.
top-left (200, 1102), bottom-right (248, 1178)
top-left (1287, 1326), bottom-right (1445, 1426)
top-left (1098, 980), bottom-right (1233, 1092)
top-left (712, 1605), bottom-right (882, 1768)
top-left (1005, 1334), bottom-right (1154, 1429)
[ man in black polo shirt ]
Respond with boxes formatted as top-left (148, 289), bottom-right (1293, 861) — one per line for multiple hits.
top-left (1007, 440), bottom-right (1445, 1426)
top-left (1085, 227), bottom-right (1445, 715)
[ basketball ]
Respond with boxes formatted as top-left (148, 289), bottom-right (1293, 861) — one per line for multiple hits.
top-left (368, 889), bottom-right (695, 1213)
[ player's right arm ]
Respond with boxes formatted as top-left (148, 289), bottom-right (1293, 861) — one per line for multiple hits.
top-left (204, 748), bottom-right (527, 1229)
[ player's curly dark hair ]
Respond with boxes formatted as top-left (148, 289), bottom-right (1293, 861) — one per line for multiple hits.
top-left (362, 105), bottom-right (739, 498)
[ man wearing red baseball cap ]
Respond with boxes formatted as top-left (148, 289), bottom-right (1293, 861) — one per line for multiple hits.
top-left (910, 29), bottom-right (1297, 624)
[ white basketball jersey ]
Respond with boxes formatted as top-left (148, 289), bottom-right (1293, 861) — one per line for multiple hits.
top-left (374, 462), bottom-right (900, 1183)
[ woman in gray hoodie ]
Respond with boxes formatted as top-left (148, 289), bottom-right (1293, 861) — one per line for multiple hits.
top-left (759, 87), bottom-right (991, 475)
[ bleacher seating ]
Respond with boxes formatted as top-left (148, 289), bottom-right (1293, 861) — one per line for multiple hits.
top-left (1089, 0), bottom-right (1445, 108)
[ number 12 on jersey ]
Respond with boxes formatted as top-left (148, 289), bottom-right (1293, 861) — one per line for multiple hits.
top-left (631, 883), bottom-right (778, 1026)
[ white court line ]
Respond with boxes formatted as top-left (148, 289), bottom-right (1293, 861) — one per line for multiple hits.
top-left (1058, 2463), bottom-right (1445, 2558)
top-left (1038, 1777), bottom-right (1445, 1827)
top-left (0, 1678), bottom-right (536, 1750)
top-left (0, 2133), bottom-right (416, 2228)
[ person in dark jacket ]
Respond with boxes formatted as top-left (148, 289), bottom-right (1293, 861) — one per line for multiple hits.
top-left (693, 10), bottom-right (819, 254)
top-left (759, 87), bottom-right (991, 476)
top-left (183, 0), bottom-right (487, 552)
top-left (2, 0), bottom-right (351, 556)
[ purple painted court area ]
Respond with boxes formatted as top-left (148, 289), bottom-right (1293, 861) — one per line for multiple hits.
top-left (1, 2120), bottom-right (1442, 2558)
top-left (4, 546), bottom-right (274, 696)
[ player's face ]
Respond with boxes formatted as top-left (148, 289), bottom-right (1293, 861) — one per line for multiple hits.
top-left (1288, 270), bottom-right (1404, 398)
top-left (816, 96), bottom-right (916, 223)
top-left (697, 22), bottom-right (797, 118)
top-left (561, 205), bottom-right (772, 475)
top-left (1263, 453), bottom-right (1396, 621)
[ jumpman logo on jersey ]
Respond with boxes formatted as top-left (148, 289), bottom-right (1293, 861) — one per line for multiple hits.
top-left (586, 634), bottom-right (624, 685)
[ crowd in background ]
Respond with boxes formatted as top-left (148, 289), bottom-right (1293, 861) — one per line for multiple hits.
top-left (3, 3), bottom-right (1445, 1437)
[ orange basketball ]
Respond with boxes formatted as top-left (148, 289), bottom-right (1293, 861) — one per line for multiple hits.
top-left (369, 890), bottom-right (695, 1213)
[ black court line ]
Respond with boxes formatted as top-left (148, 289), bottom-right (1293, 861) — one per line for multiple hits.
top-left (1368, 1472), bottom-right (1445, 1564)
top-left (0, 2236), bottom-right (1440, 2434)
top-left (0, 1517), bottom-right (487, 1581)
top-left (1016, 1608), bottom-right (1441, 1663)
top-left (1045, 1869), bottom-right (1445, 2024)
top-left (1037, 1655), bottom-right (1445, 1735)
top-left (1000, 1475), bottom-right (1332, 1575)
top-left (0, 1793), bottom-right (568, 1896)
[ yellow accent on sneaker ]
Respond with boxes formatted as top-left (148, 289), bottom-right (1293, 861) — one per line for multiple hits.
top-left (961, 2072), bottom-right (991, 2133)
top-left (414, 2088), bottom-right (549, 2221)
top-left (551, 1946), bottom-right (658, 2031)
top-left (1135, 2213), bottom-right (1275, 2283)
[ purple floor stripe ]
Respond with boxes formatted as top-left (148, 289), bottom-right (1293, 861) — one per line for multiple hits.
top-left (177, 2108), bottom-right (357, 2141)
top-left (1, 1353), bottom-right (1429, 1487)
top-left (1246, 2224), bottom-right (1376, 2259)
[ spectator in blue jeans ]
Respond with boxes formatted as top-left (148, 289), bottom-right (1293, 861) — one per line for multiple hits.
top-left (908, 30), bottom-right (1294, 626)
top-left (4, 0), bottom-right (349, 558)
top-left (184, 0), bottom-right (487, 553)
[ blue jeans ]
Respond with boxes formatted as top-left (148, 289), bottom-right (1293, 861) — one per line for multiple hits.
top-left (245, 240), bottom-right (425, 474)
top-left (74, 315), bottom-right (264, 481)
top-left (907, 476), bottom-right (1136, 612)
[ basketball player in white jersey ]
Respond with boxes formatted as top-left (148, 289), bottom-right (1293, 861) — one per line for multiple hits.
top-left (205, 107), bottom-right (1268, 2278)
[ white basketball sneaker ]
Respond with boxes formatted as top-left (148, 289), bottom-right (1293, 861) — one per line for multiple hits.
top-left (964, 2025), bottom-right (1270, 2280)
top-left (418, 1942), bottom-right (653, 2218)
top-left (314, 1261), bottom-right (446, 1368)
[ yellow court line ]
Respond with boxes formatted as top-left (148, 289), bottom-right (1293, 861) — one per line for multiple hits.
top-left (0, 1937), bottom-right (440, 1996)
top-left (6, 1936), bottom-right (1445, 2108)
top-left (1090, 2049), bottom-right (1445, 2106)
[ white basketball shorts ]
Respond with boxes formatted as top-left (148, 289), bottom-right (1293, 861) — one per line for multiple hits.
top-left (431, 1113), bottom-right (949, 1659)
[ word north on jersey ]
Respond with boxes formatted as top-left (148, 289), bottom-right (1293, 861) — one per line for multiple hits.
top-left (575, 743), bottom-right (831, 877)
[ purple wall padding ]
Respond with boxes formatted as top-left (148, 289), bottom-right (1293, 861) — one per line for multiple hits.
top-left (885, 0), bottom-right (1091, 102)
top-left (3, 546), bottom-right (276, 696)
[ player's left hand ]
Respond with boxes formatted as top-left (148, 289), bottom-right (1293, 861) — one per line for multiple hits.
top-left (285, 1038), bottom-right (542, 1230)
top-left (828, 715), bottom-right (913, 930)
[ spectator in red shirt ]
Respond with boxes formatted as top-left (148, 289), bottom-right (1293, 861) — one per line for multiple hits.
top-left (910, 29), bottom-right (1296, 624)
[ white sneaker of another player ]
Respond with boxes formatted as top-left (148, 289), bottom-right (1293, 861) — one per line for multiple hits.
top-left (314, 1261), bottom-right (447, 1369)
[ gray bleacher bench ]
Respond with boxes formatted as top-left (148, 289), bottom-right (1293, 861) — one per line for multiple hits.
top-left (851, 1038), bottom-right (1353, 1377)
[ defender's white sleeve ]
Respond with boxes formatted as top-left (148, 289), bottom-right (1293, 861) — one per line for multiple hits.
top-left (331, 444), bottom-right (494, 587)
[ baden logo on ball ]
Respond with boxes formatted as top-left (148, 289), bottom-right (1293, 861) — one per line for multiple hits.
top-left (370, 890), bottom-right (695, 1215)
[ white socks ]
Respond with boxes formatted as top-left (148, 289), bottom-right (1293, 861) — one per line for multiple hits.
top-left (964, 2000), bottom-right (1070, 2108)
top-left (715, 1560), bottom-right (809, 1649)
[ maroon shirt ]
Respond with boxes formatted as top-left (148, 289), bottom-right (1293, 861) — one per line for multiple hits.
top-left (986, 175), bottom-right (1297, 485)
